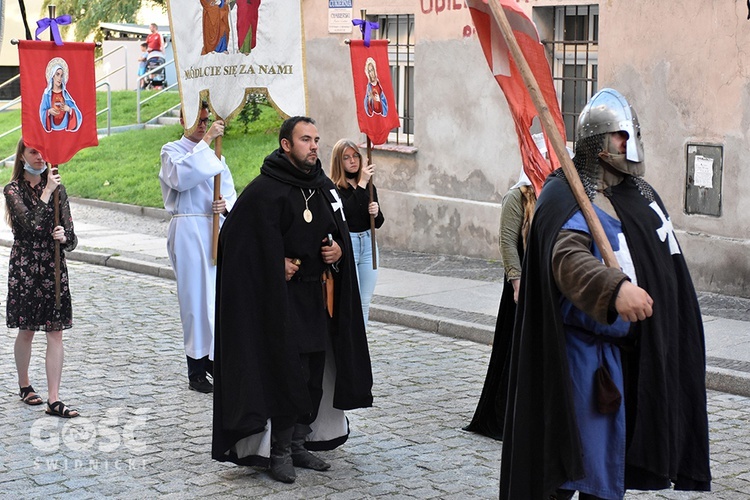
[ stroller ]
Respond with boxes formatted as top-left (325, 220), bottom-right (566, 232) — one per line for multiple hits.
top-left (143, 56), bottom-right (167, 90)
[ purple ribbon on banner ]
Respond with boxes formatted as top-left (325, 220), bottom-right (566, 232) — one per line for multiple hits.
top-left (352, 19), bottom-right (379, 47)
top-left (35, 15), bottom-right (72, 46)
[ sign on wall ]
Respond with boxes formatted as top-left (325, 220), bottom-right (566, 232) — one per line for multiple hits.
top-left (685, 143), bottom-right (723, 217)
top-left (329, 0), bottom-right (353, 34)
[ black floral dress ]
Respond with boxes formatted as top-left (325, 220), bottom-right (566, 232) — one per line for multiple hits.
top-left (4, 177), bottom-right (77, 331)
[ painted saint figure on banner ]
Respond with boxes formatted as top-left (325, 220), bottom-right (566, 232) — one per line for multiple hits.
top-left (39, 58), bottom-right (82, 133)
top-left (363, 57), bottom-right (388, 117)
top-left (235, 0), bottom-right (262, 54)
top-left (201, 0), bottom-right (231, 55)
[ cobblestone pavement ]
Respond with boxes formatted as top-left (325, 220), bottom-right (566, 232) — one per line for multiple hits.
top-left (1, 248), bottom-right (750, 498)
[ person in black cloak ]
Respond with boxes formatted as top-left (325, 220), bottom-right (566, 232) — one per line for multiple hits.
top-left (212, 116), bottom-right (373, 484)
top-left (499, 89), bottom-right (711, 500)
top-left (464, 169), bottom-right (536, 440)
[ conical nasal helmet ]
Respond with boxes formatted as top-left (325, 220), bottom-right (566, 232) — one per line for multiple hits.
top-left (576, 88), bottom-right (644, 163)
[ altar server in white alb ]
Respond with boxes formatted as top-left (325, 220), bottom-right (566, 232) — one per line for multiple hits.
top-left (160, 101), bottom-right (237, 394)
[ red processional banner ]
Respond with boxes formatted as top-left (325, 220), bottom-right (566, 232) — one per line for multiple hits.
top-left (349, 40), bottom-right (400, 145)
top-left (19, 40), bottom-right (98, 165)
top-left (467, 0), bottom-right (566, 195)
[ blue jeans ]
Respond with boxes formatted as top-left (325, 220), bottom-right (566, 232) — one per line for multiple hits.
top-left (350, 230), bottom-right (379, 327)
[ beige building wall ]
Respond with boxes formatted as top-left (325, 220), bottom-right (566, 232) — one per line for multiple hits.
top-left (305, 0), bottom-right (750, 297)
top-left (7, 1), bottom-right (746, 295)
top-left (595, 1), bottom-right (750, 296)
top-left (0, 0), bottom-right (45, 66)
top-left (523, 0), bottom-right (750, 296)
top-left (303, 0), bottom-right (522, 260)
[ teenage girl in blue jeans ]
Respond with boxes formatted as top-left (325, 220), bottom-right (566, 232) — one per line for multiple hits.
top-left (329, 139), bottom-right (384, 328)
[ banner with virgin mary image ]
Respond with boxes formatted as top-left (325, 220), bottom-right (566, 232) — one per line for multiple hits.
top-left (167, 0), bottom-right (307, 131)
top-left (18, 40), bottom-right (98, 165)
top-left (349, 39), bottom-right (400, 145)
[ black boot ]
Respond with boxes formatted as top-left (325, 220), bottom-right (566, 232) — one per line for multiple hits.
top-left (270, 426), bottom-right (296, 483)
top-left (291, 424), bottom-right (330, 471)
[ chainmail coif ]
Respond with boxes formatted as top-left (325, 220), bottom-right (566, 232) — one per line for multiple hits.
top-left (552, 133), bottom-right (655, 202)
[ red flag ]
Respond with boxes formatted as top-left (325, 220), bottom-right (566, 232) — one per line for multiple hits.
top-left (19, 40), bottom-right (98, 165)
top-left (349, 40), bottom-right (400, 145)
top-left (467, 0), bottom-right (566, 195)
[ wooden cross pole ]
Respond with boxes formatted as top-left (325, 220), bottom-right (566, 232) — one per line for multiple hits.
top-left (487, 0), bottom-right (618, 269)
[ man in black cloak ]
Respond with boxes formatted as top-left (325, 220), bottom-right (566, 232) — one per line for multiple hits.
top-left (500, 89), bottom-right (711, 499)
top-left (212, 116), bottom-right (373, 484)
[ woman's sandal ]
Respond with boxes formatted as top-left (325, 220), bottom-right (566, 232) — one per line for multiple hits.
top-left (19, 386), bottom-right (44, 406)
top-left (45, 400), bottom-right (79, 418)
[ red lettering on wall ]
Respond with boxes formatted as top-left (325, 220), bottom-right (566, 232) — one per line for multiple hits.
top-left (421, 0), bottom-right (466, 15)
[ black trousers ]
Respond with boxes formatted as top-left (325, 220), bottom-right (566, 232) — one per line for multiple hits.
top-left (271, 351), bottom-right (326, 431)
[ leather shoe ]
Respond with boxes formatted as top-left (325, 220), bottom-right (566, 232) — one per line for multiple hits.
top-left (270, 455), bottom-right (296, 483)
top-left (292, 448), bottom-right (330, 471)
top-left (189, 375), bottom-right (213, 393)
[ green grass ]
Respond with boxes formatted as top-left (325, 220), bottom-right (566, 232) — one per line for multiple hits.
top-left (97, 90), bottom-right (181, 128)
top-left (0, 101), bottom-right (283, 207)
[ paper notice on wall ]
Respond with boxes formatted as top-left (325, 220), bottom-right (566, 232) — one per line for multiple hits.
top-left (694, 155), bottom-right (714, 188)
top-left (329, 0), bottom-right (353, 33)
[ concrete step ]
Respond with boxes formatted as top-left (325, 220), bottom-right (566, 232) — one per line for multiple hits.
top-left (157, 116), bottom-right (180, 126)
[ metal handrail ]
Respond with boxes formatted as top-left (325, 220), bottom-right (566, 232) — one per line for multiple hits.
top-left (145, 102), bottom-right (181, 125)
top-left (96, 82), bottom-right (112, 136)
top-left (0, 45), bottom-right (176, 142)
top-left (0, 123), bottom-right (21, 141)
top-left (136, 59), bottom-right (176, 123)
top-left (0, 96), bottom-right (21, 113)
top-left (97, 64), bottom-right (126, 84)
top-left (95, 45), bottom-right (127, 89)
top-left (0, 96), bottom-right (22, 143)
top-left (0, 74), bottom-right (20, 92)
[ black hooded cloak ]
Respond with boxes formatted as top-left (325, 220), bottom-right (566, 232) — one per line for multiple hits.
top-left (499, 173), bottom-right (711, 498)
top-left (212, 149), bottom-right (373, 466)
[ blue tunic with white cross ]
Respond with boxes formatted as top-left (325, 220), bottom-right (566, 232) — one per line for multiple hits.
top-left (558, 204), bottom-right (635, 500)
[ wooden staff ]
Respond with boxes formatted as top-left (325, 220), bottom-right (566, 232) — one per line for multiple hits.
top-left (52, 164), bottom-right (61, 310)
top-left (212, 135), bottom-right (222, 266)
top-left (357, 8), bottom-right (378, 270)
top-left (366, 136), bottom-right (377, 269)
top-left (488, 0), bottom-right (618, 269)
top-left (47, 5), bottom-right (62, 309)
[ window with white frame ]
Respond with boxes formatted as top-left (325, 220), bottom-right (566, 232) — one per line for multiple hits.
top-left (368, 13), bottom-right (414, 146)
top-left (540, 5), bottom-right (599, 143)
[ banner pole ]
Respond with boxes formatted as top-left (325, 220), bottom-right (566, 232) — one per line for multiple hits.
top-left (358, 8), bottom-right (378, 270)
top-left (487, 0), bottom-right (618, 269)
top-left (51, 163), bottom-right (61, 310)
top-left (212, 135), bottom-right (222, 266)
top-left (366, 136), bottom-right (377, 270)
top-left (47, 4), bottom-right (62, 309)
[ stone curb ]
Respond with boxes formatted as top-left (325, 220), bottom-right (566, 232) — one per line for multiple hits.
top-left (370, 303), bottom-right (494, 345)
top-left (371, 303), bottom-right (750, 398)
top-left (0, 238), bottom-right (175, 281)
top-left (705, 366), bottom-right (750, 398)
top-left (70, 197), bottom-right (171, 220)
top-left (2, 235), bottom-right (748, 398)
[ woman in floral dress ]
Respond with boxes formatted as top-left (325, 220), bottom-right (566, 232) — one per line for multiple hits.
top-left (4, 138), bottom-right (79, 418)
